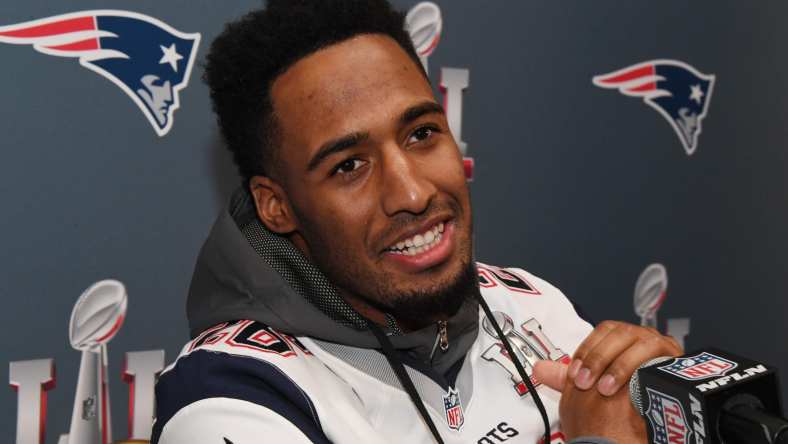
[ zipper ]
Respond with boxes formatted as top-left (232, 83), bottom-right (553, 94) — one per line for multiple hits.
top-left (438, 320), bottom-right (449, 352)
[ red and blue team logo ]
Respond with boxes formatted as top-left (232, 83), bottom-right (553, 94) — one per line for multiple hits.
top-left (644, 388), bottom-right (692, 444)
top-left (0, 11), bottom-right (200, 136)
top-left (592, 60), bottom-right (715, 156)
top-left (658, 351), bottom-right (737, 381)
top-left (442, 387), bottom-right (465, 431)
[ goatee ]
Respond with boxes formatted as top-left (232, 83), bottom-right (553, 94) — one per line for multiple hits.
top-left (374, 261), bottom-right (480, 324)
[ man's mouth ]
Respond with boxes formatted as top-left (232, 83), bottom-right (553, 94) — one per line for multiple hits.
top-left (380, 219), bottom-right (456, 273)
top-left (385, 222), bottom-right (445, 256)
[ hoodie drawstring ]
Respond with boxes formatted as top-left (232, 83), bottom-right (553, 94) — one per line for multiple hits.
top-left (368, 293), bottom-right (552, 444)
top-left (368, 320), bottom-right (445, 444)
top-left (475, 293), bottom-right (552, 444)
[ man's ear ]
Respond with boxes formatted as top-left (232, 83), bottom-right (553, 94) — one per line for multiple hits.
top-left (249, 176), bottom-right (298, 234)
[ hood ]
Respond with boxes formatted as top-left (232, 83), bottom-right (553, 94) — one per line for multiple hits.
top-left (186, 188), bottom-right (479, 373)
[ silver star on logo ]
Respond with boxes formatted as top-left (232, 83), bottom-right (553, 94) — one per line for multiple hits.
top-left (689, 84), bottom-right (704, 104)
top-left (159, 43), bottom-right (183, 72)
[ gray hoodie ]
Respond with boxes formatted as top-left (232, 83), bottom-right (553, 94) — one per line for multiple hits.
top-left (179, 188), bottom-right (613, 444)
top-left (186, 188), bottom-right (479, 375)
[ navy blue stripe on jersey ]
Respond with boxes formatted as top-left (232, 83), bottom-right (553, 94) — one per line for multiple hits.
top-left (151, 349), bottom-right (329, 443)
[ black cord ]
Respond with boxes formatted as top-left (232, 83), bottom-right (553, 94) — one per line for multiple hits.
top-left (475, 293), bottom-right (552, 444)
top-left (777, 428), bottom-right (788, 444)
top-left (367, 321), bottom-right (445, 444)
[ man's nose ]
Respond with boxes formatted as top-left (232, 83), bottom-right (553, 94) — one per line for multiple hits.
top-left (380, 146), bottom-right (437, 217)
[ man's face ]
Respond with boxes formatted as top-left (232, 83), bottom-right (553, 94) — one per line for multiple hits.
top-left (265, 34), bottom-right (473, 323)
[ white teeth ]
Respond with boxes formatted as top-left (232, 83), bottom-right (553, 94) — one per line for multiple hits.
top-left (391, 231), bottom-right (443, 256)
top-left (424, 230), bottom-right (435, 244)
top-left (387, 222), bottom-right (447, 255)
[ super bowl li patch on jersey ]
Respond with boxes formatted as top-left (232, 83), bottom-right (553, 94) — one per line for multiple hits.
top-left (658, 351), bottom-right (737, 381)
top-left (443, 387), bottom-right (465, 431)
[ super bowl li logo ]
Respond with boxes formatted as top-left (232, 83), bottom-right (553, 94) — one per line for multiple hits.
top-left (405, 2), bottom-right (474, 180)
top-left (633, 263), bottom-right (691, 350)
top-left (10, 280), bottom-right (165, 444)
top-left (477, 266), bottom-right (570, 397)
top-left (0, 10), bottom-right (200, 137)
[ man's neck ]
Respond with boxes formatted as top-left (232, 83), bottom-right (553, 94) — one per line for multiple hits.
top-left (340, 291), bottom-right (439, 333)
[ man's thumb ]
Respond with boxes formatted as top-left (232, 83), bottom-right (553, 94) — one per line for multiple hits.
top-left (533, 360), bottom-right (568, 391)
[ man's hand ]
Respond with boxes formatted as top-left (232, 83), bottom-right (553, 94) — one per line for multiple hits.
top-left (533, 321), bottom-right (683, 441)
top-left (536, 359), bottom-right (646, 442)
top-left (568, 320), bottom-right (682, 397)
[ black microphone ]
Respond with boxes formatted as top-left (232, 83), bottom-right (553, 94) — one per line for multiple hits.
top-left (628, 348), bottom-right (788, 444)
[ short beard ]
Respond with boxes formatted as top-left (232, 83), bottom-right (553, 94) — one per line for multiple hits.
top-left (376, 260), bottom-right (480, 324)
top-left (292, 196), bottom-right (477, 328)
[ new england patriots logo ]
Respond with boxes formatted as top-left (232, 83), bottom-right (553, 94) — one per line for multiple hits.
top-left (0, 11), bottom-right (200, 136)
top-left (593, 60), bottom-right (715, 156)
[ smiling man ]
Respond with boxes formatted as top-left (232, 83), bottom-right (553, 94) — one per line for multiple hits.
top-left (152, 1), bottom-right (681, 443)
top-left (250, 33), bottom-right (476, 332)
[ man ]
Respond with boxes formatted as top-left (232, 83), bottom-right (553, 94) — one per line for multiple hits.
top-left (153, 1), bottom-right (682, 442)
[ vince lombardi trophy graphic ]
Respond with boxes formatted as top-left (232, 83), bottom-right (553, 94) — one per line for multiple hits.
top-left (405, 2), bottom-right (442, 74)
top-left (633, 263), bottom-right (667, 328)
top-left (61, 280), bottom-right (127, 444)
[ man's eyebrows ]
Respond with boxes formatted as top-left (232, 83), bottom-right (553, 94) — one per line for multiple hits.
top-left (305, 102), bottom-right (444, 172)
top-left (399, 101), bottom-right (445, 126)
top-left (307, 131), bottom-right (369, 171)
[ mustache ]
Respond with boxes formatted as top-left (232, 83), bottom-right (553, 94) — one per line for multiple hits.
top-left (377, 198), bottom-right (461, 246)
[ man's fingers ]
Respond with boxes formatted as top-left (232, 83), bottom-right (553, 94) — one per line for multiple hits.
top-left (595, 335), bottom-right (683, 397)
top-left (574, 323), bottom-right (642, 390)
top-left (572, 320), bottom-right (620, 362)
top-left (571, 320), bottom-right (685, 397)
top-left (533, 360), bottom-right (568, 392)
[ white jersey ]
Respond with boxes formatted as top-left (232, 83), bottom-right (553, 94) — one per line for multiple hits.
top-left (153, 264), bottom-right (593, 444)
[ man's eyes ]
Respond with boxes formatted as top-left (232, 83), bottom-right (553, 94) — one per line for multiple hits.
top-left (328, 125), bottom-right (441, 178)
top-left (406, 125), bottom-right (440, 145)
top-left (331, 158), bottom-right (365, 176)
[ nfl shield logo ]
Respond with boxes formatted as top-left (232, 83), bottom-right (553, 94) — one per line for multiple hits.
top-left (645, 388), bottom-right (692, 444)
top-left (443, 387), bottom-right (465, 431)
top-left (659, 352), bottom-right (737, 381)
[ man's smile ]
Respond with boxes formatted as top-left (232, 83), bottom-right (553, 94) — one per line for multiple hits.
top-left (384, 220), bottom-right (445, 255)
top-left (381, 218), bottom-right (456, 273)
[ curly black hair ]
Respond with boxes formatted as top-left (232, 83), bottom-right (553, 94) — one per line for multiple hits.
top-left (204, 0), bottom-right (425, 183)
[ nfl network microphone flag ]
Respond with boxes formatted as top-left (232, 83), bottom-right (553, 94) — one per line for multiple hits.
top-left (0, 10), bottom-right (200, 136)
top-left (634, 348), bottom-right (783, 444)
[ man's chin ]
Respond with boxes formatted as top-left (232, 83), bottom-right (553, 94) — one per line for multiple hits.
top-left (377, 261), bottom-right (479, 324)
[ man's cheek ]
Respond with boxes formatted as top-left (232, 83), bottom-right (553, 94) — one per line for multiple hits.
top-left (437, 159), bottom-right (469, 194)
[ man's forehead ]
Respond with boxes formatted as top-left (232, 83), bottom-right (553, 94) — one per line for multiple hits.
top-left (270, 34), bottom-right (434, 151)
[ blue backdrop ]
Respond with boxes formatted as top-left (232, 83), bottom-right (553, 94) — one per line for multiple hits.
top-left (2, 1), bottom-right (787, 441)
